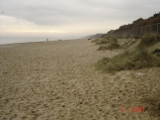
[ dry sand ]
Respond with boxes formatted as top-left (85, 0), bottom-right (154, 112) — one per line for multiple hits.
top-left (0, 39), bottom-right (160, 120)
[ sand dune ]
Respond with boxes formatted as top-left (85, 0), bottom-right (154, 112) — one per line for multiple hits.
top-left (0, 39), bottom-right (160, 120)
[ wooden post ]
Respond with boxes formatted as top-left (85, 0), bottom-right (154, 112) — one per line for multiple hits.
top-left (144, 27), bottom-right (146, 35)
top-left (150, 25), bottom-right (151, 35)
top-left (157, 24), bottom-right (158, 37)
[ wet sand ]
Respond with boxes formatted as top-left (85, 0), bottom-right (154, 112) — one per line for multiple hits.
top-left (0, 39), bottom-right (160, 120)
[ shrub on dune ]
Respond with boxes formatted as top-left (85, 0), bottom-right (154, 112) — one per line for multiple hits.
top-left (97, 38), bottom-right (120, 51)
top-left (96, 34), bottom-right (160, 73)
top-left (98, 46), bottom-right (108, 51)
top-left (97, 48), bottom-right (160, 73)
top-left (138, 34), bottom-right (158, 48)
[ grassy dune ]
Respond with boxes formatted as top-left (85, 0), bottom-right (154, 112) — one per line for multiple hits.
top-left (94, 34), bottom-right (160, 118)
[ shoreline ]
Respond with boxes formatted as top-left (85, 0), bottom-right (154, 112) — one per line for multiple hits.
top-left (0, 38), bottom-right (83, 46)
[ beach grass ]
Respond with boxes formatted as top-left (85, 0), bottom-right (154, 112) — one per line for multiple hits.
top-left (96, 35), bottom-right (160, 73)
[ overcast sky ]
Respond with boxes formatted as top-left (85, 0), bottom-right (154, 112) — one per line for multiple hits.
top-left (0, 0), bottom-right (160, 38)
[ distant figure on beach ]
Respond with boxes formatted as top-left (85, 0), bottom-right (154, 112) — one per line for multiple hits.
top-left (46, 38), bottom-right (49, 42)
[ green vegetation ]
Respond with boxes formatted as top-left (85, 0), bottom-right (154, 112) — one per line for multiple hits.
top-left (108, 38), bottom-right (117, 44)
top-left (92, 37), bottom-right (118, 45)
top-left (96, 34), bottom-right (160, 73)
top-left (98, 46), bottom-right (108, 51)
top-left (96, 38), bottom-right (120, 51)
top-left (98, 43), bottom-right (120, 51)
top-left (91, 38), bottom-right (108, 45)
top-left (107, 43), bottom-right (120, 50)
top-left (97, 48), bottom-right (160, 73)
top-left (138, 34), bottom-right (158, 48)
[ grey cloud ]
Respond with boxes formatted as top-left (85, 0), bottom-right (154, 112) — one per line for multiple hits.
top-left (0, 0), bottom-right (159, 26)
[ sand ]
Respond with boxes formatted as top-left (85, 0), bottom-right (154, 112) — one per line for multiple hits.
top-left (0, 39), bottom-right (160, 120)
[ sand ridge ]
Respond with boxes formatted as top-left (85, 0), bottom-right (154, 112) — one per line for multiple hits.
top-left (0, 39), bottom-right (160, 120)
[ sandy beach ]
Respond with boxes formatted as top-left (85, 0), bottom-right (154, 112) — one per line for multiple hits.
top-left (0, 39), bottom-right (160, 120)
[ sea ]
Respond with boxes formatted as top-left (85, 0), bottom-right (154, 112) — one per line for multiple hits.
top-left (0, 37), bottom-right (62, 45)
